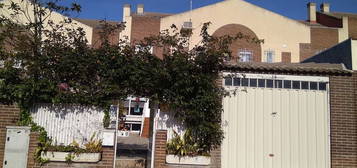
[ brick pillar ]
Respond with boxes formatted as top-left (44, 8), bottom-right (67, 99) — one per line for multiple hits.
top-left (154, 130), bottom-right (167, 168)
top-left (141, 117), bottom-right (150, 138)
top-left (27, 132), bottom-right (40, 168)
top-left (210, 147), bottom-right (221, 168)
top-left (329, 73), bottom-right (357, 167)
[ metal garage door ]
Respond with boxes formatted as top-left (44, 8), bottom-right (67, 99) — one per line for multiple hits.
top-left (222, 73), bottom-right (330, 168)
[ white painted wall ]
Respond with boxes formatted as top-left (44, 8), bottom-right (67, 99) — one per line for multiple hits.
top-left (352, 40), bottom-right (357, 70)
top-left (338, 17), bottom-right (349, 43)
top-left (222, 74), bottom-right (330, 168)
top-left (156, 111), bottom-right (185, 141)
top-left (31, 104), bottom-right (105, 146)
top-left (160, 0), bottom-right (311, 62)
top-left (120, 5), bottom-right (132, 43)
top-left (0, 0), bottom-right (93, 45)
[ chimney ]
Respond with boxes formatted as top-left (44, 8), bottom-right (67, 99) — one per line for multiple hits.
top-left (320, 3), bottom-right (330, 13)
top-left (137, 4), bottom-right (144, 15)
top-left (123, 4), bottom-right (131, 21)
top-left (307, 2), bottom-right (316, 23)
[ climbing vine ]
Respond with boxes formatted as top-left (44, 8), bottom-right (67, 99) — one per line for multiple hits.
top-left (0, 0), bottom-right (262, 158)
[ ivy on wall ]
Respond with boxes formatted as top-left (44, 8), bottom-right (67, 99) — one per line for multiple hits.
top-left (0, 0), bottom-right (262, 157)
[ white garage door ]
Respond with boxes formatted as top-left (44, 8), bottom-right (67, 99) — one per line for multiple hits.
top-left (222, 73), bottom-right (330, 168)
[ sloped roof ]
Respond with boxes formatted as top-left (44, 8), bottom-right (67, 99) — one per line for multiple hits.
top-left (132, 12), bottom-right (172, 18)
top-left (297, 20), bottom-right (334, 28)
top-left (223, 62), bottom-right (350, 74)
top-left (329, 12), bottom-right (357, 19)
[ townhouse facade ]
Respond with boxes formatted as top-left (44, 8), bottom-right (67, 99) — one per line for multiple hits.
top-left (120, 0), bottom-right (357, 64)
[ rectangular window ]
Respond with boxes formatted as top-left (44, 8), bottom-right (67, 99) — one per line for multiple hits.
top-left (264, 50), bottom-right (275, 63)
top-left (131, 124), bottom-right (141, 131)
top-left (310, 82), bottom-right (318, 90)
top-left (135, 45), bottom-right (153, 54)
top-left (250, 78), bottom-right (257, 87)
top-left (284, 80), bottom-right (291, 89)
top-left (224, 77), bottom-right (232, 86)
top-left (292, 81), bottom-right (300, 89)
top-left (239, 49), bottom-right (253, 62)
top-left (233, 78), bottom-right (240, 86)
top-left (319, 82), bottom-right (327, 90)
top-left (301, 81), bottom-right (309, 90)
top-left (241, 78), bottom-right (249, 86)
top-left (130, 107), bottom-right (143, 115)
top-left (275, 80), bottom-right (283, 88)
top-left (258, 79), bottom-right (265, 88)
top-left (266, 79), bottom-right (274, 88)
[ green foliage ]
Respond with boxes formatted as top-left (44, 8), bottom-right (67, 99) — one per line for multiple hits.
top-left (166, 129), bottom-right (209, 156)
top-left (84, 133), bottom-right (102, 153)
top-left (0, 0), bottom-right (262, 156)
top-left (65, 153), bottom-right (75, 164)
top-left (45, 134), bottom-right (103, 154)
top-left (103, 109), bottom-right (111, 128)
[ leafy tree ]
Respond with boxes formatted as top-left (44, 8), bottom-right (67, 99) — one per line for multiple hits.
top-left (0, 0), bottom-right (260, 154)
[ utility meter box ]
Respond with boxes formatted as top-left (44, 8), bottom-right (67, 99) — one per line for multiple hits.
top-left (102, 129), bottom-right (115, 146)
top-left (3, 126), bottom-right (31, 168)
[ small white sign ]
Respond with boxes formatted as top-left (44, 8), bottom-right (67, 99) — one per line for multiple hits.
top-left (102, 129), bottom-right (115, 146)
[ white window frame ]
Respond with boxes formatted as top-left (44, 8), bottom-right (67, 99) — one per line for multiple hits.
top-left (264, 49), bottom-right (275, 63)
top-left (135, 45), bottom-right (153, 54)
top-left (238, 49), bottom-right (253, 62)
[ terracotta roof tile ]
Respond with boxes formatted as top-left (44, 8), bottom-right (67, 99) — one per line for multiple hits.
top-left (223, 62), bottom-right (351, 74)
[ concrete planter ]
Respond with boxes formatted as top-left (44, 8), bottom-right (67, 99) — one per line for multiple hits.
top-left (166, 154), bottom-right (211, 165)
top-left (42, 152), bottom-right (101, 163)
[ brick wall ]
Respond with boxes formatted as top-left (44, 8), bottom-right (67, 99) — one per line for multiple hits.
top-left (209, 147), bottom-right (221, 168)
top-left (27, 133), bottom-right (115, 168)
top-left (212, 24), bottom-right (262, 63)
top-left (130, 14), bottom-right (165, 59)
top-left (153, 129), bottom-right (222, 168)
top-left (92, 27), bottom-right (121, 49)
top-left (154, 130), bottom-right (167, 168)
top-left (329, 72), bottom-right (357, 167)
top-left (141, 117), bottom-right (150, 138)
top-left (348, 17), bottom-right (357, 39)
top-left (300, 27), bottom-right (339, 61)
top-left (0, 105), bottom-right (20, 167)
top-left (0, 105), bottom-right (115, 168)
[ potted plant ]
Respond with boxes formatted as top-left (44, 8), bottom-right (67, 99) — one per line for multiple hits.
top-left (166, 130), bottom-right (211, 165)
top-left (41, 133), bottom-right (102, 163)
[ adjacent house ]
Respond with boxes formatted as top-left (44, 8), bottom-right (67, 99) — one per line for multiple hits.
top-left (0, 0), bottom-right (356, 168)
top-left (0, 0), bottom-right (94, 46)
top-left (303, 38), bottom-right (357, 70)
top-left (120, 0), bottom-right (357, 64)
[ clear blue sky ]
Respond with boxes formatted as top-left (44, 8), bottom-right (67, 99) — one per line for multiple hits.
top-left (61, 0), bottom-right (357, 21)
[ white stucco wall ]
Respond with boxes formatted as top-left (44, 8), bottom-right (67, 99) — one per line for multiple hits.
top-left (338, 16), bottom-right (349, 43)
top-left (0, 0), bottom-right (93, 45)
top-left (120, 16), bottom-right (132, 43)
top-left (160, 0), bottom-right (311, 62)
top-left (352, 40), bottom-right (357, 70)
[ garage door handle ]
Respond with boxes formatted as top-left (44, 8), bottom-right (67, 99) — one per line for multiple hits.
top-left (4, 160), bottom-right (7, 165)
top-left (271, 112), bottom-right (277, 116)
